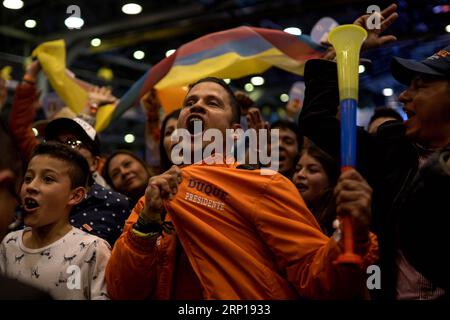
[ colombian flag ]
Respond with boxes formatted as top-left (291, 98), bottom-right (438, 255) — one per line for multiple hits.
top-left (34, 26), bottom-right (324, 131)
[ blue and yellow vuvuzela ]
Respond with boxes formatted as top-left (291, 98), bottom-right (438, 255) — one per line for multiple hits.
top-left (328, 24), bottom-right (367, 265)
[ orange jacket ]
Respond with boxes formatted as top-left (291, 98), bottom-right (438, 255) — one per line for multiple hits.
top-left (106, 161), bottom-right (375, 299)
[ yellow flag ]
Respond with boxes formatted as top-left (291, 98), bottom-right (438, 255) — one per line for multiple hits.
top-left (32, 40), bottom-right (88, 114)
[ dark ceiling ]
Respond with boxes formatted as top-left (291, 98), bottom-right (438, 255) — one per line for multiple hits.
top-left (1, 0), bottom-right (449, 154)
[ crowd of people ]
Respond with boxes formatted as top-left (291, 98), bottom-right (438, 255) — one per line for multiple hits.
top-left (0, 3), bottom-right (449, 300)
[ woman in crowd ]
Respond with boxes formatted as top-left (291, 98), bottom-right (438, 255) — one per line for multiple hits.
top-left (103, 150), bottom-right (153, 206)
top-left (292, 141), bottom-right (378, 274)
top-left (292, 141), bottom-right (345, 236)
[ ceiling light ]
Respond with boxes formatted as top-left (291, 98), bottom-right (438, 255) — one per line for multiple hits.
top-left (382, 88), bottom-right (393, 97)
top-left (3, 0), bottom-right (23, 10)
top-left (283, 27), bottom-right (302, 36)
top-left (122, 3), bottom-right (142, 15)
top-left (244, 83), bottom-right (254, 92)
top-left (24, 19), bottom-right (37, 28)
top-left (165, 49), bottom-right (176, 57)
top-left (124, 134), bottom-right (135, 144)
top-left (91, 38), bottom-right (101, 47)
top-left (280, 94), bottom-right (289, 102)
top-left (446, 24), bottom-right (450, 33)
top-left (359, 65), bottom-right (365, 74)
top-left (250, 76), bottom-right (264, 86)
top-left (64, 16), bottom-right (84, 29)
top-left (133, 50), bottom-right (145, 60)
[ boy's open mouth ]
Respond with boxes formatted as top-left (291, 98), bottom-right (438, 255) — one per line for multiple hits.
top-left (24, 197), bottom-right (39, 211)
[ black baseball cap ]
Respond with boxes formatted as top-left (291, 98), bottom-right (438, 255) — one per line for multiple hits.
top-left (44, 117), bottom-right (100, 155)
top-left (391, 44), bottom-right (450, 85)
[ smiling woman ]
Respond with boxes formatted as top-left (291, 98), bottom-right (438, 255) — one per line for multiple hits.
top-left (103, 150), bottom-right (154, 205)
top-left (292, 141), bottom-right (340, 236)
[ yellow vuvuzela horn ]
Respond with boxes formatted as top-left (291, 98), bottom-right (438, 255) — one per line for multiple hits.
top-left (328, 25), bottom-right (367, 100)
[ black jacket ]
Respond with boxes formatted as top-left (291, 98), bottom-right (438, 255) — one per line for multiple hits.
top-left (298, 59), bottom-right (449, 298)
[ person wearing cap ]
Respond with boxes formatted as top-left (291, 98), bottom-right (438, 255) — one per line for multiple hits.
top-left (7, 60), bottom-right (132, 246)
top-left (44, 117), bottom-right (107, 187)
top-left (297, 24), bottom-right (449, 299)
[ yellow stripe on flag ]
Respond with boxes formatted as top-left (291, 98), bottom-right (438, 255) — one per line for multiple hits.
top-left (154, 47), bottom-right (304, 90)
top-left (95, 103), bottom-right (116, 133)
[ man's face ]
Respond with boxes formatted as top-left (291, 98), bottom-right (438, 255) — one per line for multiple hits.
top-left (176, 81), bottom-right (239, 156)
top-left (55, 133), bottom-right (98, 173)
top-left (399, 76), bottom-right (450, 148)
top-left (21, 155), bottom-right (79, 228)
top-left (277, 128), bottom-right (299, 176)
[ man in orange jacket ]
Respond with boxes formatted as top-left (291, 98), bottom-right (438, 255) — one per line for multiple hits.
top-left (105, 77), bottom-right (376, 300)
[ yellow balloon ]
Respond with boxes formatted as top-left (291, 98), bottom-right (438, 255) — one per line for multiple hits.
top-left (97, 67), bottom-right (114, 82)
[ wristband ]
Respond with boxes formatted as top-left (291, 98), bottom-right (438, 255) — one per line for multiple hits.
top-left (133, 215), bottom-right (163, 234)
top-left (130, 228), bottom-right (160, 239)
top-left (133, 214), bottom-right (175, 235)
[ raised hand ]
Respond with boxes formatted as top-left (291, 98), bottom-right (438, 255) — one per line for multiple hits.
top-left (354, 3), bottom-right (399, 51)
top-left (247, 107), bottom-right (269, 131)
top-left (87, 86), bottom-right (117, 107)
top-left (140, 165), bottom-right (182, 224)
top-left (234, 90), bottom-right (255, 117)
top-left (23, 60), bottom-right (41, 82)
top-left (321, 3), bottom-right (399, 61)
top-left (245, 107), bottom-right (271, 165)
top-left (141, 89), bottom-right (162, 125)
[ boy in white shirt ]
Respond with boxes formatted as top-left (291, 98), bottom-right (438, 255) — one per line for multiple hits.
top-left (0, 142), bottom-right (111, 299)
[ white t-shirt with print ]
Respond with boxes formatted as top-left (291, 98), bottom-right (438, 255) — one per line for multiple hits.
top-left (0, 227), bottom-right (111, 300)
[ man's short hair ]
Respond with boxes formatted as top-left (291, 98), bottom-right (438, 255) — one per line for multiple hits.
top-left (188, 77), bottom-right (241, 124)
top-left (30, 142), bottom-right (90, 189)
top-left (369, 107), bottom-right (403, 126)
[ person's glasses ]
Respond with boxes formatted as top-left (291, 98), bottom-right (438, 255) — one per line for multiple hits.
top-left (58, 137), bottom-right (86, 150)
